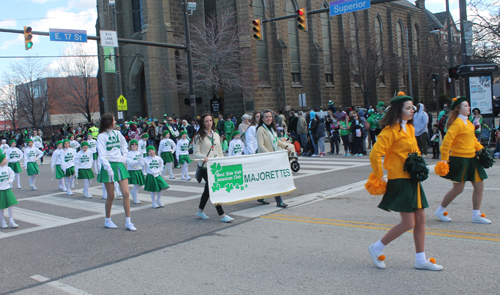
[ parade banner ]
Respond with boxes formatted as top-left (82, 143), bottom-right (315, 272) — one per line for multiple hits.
top-left (207, 150), bottom-right (296, 205)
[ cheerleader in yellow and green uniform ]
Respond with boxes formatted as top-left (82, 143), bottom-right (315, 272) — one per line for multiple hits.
top-left (127, 140), bottom-right (145, 204)
top-left (158, 130), bottom-right (176, 179)
top-left (175, 131), bottom-right (192, 180)
top-left (6, 140), bottom-right (23, 189)
top-left (0, 153), bottom-right (19, 229)
top-left (51, 141), bottom-right (67, 191)
top-left (74, 142), bottom-right (95, 199)
top-left (24, 139), bottom-right (43, 191)
top-left (142, 146), bottom-right (169, 209)
top-left (434, 97), bottom-right (491, 224)
top-left (366, 93), bottom-right (443, 271)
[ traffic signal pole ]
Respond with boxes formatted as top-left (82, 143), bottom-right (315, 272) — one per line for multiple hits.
top-left (110, 3), bottom-right (122, 99)
top-left (182, 0), bottom-right (197, 120)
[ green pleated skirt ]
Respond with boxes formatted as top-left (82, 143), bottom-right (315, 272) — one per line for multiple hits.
top-left (161, 152), bottom-right (174, 163)
top-left (442, 156), bottom-right (488, 183)
top-left (178, 155), bottom-right (192, 165)
top-left (27, 162), bottom-right (39, 176)
top-left (0, 189), bottom-right (18, 210)
top-left (8, 162), bottom-right (21, 173)
top-left (55, 165), bottom-right (65, 179)
top-left (65, 166), bottom-right (75, 177)
top-left (128, 170), bottom-right (145, 185)
top-left (144, 174), bottom-right (169, 192)
top-left (77, 168), bottom-right (95, 180)
top-left (97, 162), bottom-right (130, 183)
top-left (378, 178), bottom-right (429, 213)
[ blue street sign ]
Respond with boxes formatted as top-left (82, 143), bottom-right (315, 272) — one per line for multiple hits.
top-left (49, 28), bottom-right (87, 43)
top-left (330, 0), bottom-right (370, 17)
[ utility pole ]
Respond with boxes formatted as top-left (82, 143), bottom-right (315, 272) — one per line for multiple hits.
top-left (459, 0), bottom-right (468, 65)
top-left (182, 0), bottom-right (197, 120)
top-left (446, 0), bottom-right (455, 98)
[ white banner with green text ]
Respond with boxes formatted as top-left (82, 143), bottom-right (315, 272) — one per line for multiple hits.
top-left (207, 150), bottom-right (296, 205)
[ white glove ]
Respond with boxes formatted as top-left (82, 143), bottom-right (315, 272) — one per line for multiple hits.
top-left (106, 167), bottom-right (114, 179)
top-left (8, 178), bottom-right (14, 184)
top-left (51, 167), bottom-right (55, 174)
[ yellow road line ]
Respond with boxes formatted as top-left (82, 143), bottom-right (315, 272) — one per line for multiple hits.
top-left (262, 215), bottom-right (500, 243)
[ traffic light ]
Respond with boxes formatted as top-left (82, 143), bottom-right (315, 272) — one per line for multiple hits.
top-left (252, 19), bottom-right (262, 40)
top-left (24, 26), bottom-right (33, 50)
top-left (297, 8), bottom-right (307, 31)
top-left (449, 66), bottom-right (458, 78)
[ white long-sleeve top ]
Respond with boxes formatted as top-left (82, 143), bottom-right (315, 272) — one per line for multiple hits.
top-left (60, 148), bottom-right (76, 171)
top-left (138, 139), bottom-right (147, 155)
top-left (87, 139), bottom-right (97, 154)
top-left (51, 148), bottom-right (64, 169)
top-left (74, 150), bottom-right (94, 170)
top-left (228, 139), bottom-right (245, 156)
top-left (97, 130), bottom-right (128, 172)
top-left (70, 140), bottom-right (80, 150)
top-left (158, 138), bottom-right (176, 154)
top-left (24, 146), bottom-right (43, 166)
top-left (127, 150), bottom-right (143, 171)
top-left (31, 135), bottom-right (43, 149)
top-left (244, 125), bottom-right (258, 154)
top-left (6, 147), bottom-right (23, 164)
top-left (175, 138), bottom-right (190, 160)
top-left (0, 165), bottom-right (15, 190)
top-left (1, 144), bottom-right (10, 153)
top-left (142, 155), bottom-right (164, 177)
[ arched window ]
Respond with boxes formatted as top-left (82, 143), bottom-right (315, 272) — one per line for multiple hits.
top-left (132, 0), bottom-right (144, 32)
top-left (413, 23), bottom-right (419, 57)
top-left (286, 0), bottom-right (301, 84)
top-left (321, 3), bottom-right (333, 85)
top-left (253, 0), bottom-right (270, 82)
top-left (349, 13), bottom-right (359, 83)
top-left (396, 20), bottom-right (405, 86)
top-left (375, 15), bottom-right (385, 84)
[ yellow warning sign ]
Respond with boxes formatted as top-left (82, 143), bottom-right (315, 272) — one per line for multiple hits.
top-left (117, 95), bottom-right (128, 111)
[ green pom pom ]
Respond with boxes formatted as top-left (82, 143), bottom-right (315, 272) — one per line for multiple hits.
top-left (477, 148), bottom-right (495, 169)
top-left (403, 152), bottom-right (429, 182)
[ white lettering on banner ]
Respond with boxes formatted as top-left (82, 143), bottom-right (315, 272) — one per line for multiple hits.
top-left (207, 150), bottom-right (296, 205)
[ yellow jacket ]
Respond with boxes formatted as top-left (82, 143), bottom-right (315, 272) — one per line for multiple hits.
top-left (440, 117), bottom-right (483, 161)
top-left (370, 123), bottom-right (419, 179)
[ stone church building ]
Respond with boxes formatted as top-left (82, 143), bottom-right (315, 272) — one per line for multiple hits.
top-left (97, 0), bottom-right (438, 120)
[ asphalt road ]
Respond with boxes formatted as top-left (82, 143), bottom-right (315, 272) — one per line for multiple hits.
top-left (1, 153), bottom-right (499, 294)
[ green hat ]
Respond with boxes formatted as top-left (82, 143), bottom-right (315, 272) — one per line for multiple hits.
top-left (0, 153), bottom-right (5, 163)
top-left (232, 130), bottom-right (240, 136)
top-left (451, 96), bottom-right (467, 110)
top-left (163, 130), bottom-right (170, 137)
top-left (26, 139), bottom-right (33, 144)
top-left (141, 133), bottom-right (149, 138)
top-left (376, 101), bottom-right (385, 108)
top-left (180, 130), bottom-right (187, 137)
top-left (390, 91), bottom-right (413, 105)
top-left (129, 139), bottom-right (138, 146)
top-left (146, 145), bottom-right (156, 153)
top-left (328, 100), bottom-right (334, 106)
top-left (81, 141), bottom-right (89, 148)
top-left (56, 140), bottom-right (63, 146)
top-left (63, 139), bottom-right (70, 146)
top-left (9, 140), bottom-right (15, 146)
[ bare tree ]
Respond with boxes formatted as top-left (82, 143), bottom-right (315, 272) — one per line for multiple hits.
top-left (0, 77), bottom-right (19, 130)
top-left (57, 44), bottom-right (99, 123)
top-left (468, 0), bottom-right (500, 63)
top-left (160, 8), bottom-right (255, 99)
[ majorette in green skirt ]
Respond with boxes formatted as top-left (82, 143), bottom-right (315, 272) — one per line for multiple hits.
top-left (128, 170), bottom-right (145, 186)
top-left (97, 162), bottom-right (130, 183)
top-left (378, 178), bottom-right (429, 213)
top-left (144, 174), bottom-right (169, 192)
top-left (178, 155), bottom-right (192, 165)
top-left (161, 152), bottom-right (174, 163)
top-left (442, 156), bottom-right (487, 183)
top-left (0, 189), bottom-right (18, 210)
top-left (55, 164), bottom-right (65, 179)
top-left (77, 168), bottom-right (95, 180)
top-left (65, 166), bottom-right (75, 177)
top-left (27, 162), bottom-right (39, 176)
top-left (8, 162), bottom-right (22, 173)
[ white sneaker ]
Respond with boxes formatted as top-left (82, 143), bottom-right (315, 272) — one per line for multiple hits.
top-left (157, 200), bottom-right (164, 207)
top-left (368, 244), bottom-right (386, 269)
top-left (472, 215), bottom-right (491, 224)
top-left (17, 186), bottom-right (21, 189)
top-left (9, 221), bottom-right (19, 228)
top-left (104, 220), bottom-right (117, 229)
top-left (152, 201), bottom-right (159, 209)
top-left (186, 177), bottom-right (192, 181)
top-left (169, 175), bottom-right (176, 179)
top-left (311, 154), bottom-right (319, 157)
top-left (220, 215), bottom-right (234, 223)
top-left (115, 194), bottom-right (123, 199)
top-left (435, 210), bottom-right (452, 222)
top-left (85, 193), bottom-right (92, 199)
top-left (66, 191), bottom-right (74, 196)
top-left (133, 199), bottom-right (142, 204)
top-left (180, 177), bottom-right (186, 180)
top-left (1, 221), bottom-right (7, 229)
top-left (196, 211), bottom-right (210, 220)
top-left (125, 222), bottom-right (137, 231)
top-left (415, 259), bottom-right (443, 271)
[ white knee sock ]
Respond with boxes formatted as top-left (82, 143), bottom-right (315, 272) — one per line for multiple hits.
top-left (156, 190), bottom-right (163, 202)
top-left (16, 174), bottom-right (20, 187)
top-left (84, 179), bottom-right (89, 194)
top-left (102, 184), bottom-right (107, 198)
top-left (0, 209), bottom-right (4, 222)
top-left (167, 163), bottom-right (174, 177)
top-left (66, 178), bottom-right (72, 193)
top-left (8, 207), bottom-right (14, 222)
top-left (59, 179), bottom-right (66, 190)
top-left (115, 182), bottom-right (122, 197)
top-left (182, 163), bottom-right (189, 178)
top-left (150, 192), bottom-right (156, 203)
top-left (415, 252), bottom-right (427, 264)
top-left (132, 185), bottom-right (139, 202)
top-left (31, 176), bottom-right (36, 187)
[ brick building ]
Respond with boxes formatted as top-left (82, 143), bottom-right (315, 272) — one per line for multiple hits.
top-left (97, 0), bottom-right (443, 119)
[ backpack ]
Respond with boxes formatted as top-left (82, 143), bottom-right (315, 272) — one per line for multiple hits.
top-left (437, 115), bottom-right (447, 131)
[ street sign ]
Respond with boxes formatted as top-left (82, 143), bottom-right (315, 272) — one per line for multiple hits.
top-left (49, 28), bottom-right (87, 42)
top-left (103, 47), bottom-right (116, 73)
top-left (100, 30), bottom-right (118, 47)
top-left (117, 111), bottom-right (123, 119)
top-left (330, 0), bottom-right (370, 17)
top-left (117, 95), bottom-right (128, 111)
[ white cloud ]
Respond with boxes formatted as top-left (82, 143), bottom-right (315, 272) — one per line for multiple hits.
top-left (0, 35), bottom-right (24, 50)
top-left (47, 42), bottom-right (98, 77)
top-left (28, 0), bottom-right (57, 3)
top-left (31, 7), bottom-right (97, 34)
top-left (0, 20), bottom-right (17, 29)
top-left (68, 0), bottom-right (97, 10)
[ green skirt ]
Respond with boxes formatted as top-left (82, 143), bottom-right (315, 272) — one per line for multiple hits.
top-left (378, 178), bottom-right (429, 213)
top-left (65, 166), bottom-right (75, 177)
top-left (161, 152), bottom-right (174, 163)
top-left (442, 156), bottom-right (488, 183)
top-left (8, 162), bottom-right (21, 173)
top-left (93, 153), bottom-right (98, 160)
top-left (144, 174), bottom-right (169, 192)
top-left (55, 165), bottom-right (65, 179)
top-left (27, 162), bottom-right (39, 176)
top-left (178, 155), bottom-right (192, 165)
top-left (97, 162), bottom-right (130, 183)
top-left (0, 189), bottom-right (18, 210)
top-left (128, 170), bottom-right (145, 185)
top-left (77, 168), bottom-right (95, 180)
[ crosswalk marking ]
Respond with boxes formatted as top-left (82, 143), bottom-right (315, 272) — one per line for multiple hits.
top-left (28, 195), bottom-right (115, 213)
top-left (14, 207), bottom-right (73, 227)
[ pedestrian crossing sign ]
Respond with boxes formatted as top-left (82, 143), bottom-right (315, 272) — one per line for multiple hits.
top-left (117, 95), bottom-right (128, 111)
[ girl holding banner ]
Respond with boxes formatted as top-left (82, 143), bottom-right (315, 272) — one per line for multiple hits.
top-left (193, 113), bottom-right (234, 223)
top-left (256, 109), bottom-right (294, 208)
